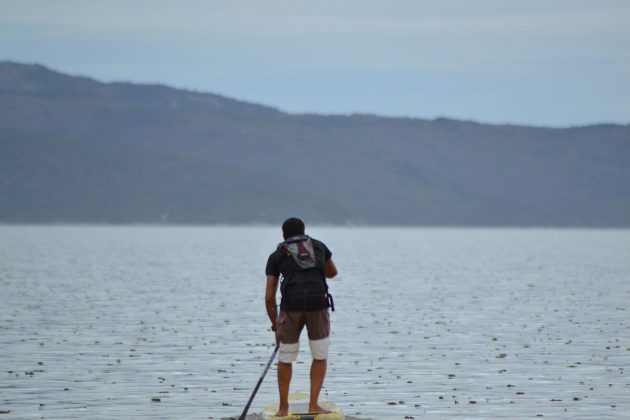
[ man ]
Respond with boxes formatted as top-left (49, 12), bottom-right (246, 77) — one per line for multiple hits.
top-left (265, 217), bottom-right (338, 416)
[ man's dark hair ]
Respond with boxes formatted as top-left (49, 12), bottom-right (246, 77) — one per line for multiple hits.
top-left (282, 217), bottom-right (305, 239)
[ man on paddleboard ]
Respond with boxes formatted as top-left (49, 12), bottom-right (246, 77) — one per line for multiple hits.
top-left (265, 217), bottom-right (338, 416)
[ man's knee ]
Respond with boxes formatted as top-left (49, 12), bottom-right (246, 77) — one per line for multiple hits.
top-left (278, 342), bottom-right (299, 363)
top-left (309, 337), bottom-right (329, 360)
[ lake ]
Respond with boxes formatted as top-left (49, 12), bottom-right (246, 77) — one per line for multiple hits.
top-left (1, 226), bottom-right (629, 419)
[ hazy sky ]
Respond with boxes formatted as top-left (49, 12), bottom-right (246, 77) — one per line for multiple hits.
top-left (2, 0), bottom-right (629, 126)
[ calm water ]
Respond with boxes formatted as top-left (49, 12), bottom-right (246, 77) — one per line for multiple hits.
top-left (1, 226), bottom-right (629, 419)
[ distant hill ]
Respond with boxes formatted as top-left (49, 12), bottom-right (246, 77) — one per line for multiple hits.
top-left (1, 61), bottom-right (629, 226)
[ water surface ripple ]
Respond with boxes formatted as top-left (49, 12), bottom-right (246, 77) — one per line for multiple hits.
top-left (1, 226), bottom-right (629, 419)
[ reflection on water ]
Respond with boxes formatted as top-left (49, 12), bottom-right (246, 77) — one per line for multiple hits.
top-left (1, 226), bottom-right (629, 419)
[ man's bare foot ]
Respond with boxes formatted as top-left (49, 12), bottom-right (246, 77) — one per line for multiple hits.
top-left (308, 404), bottom-right (331, 414)
top-left (275, 405), bottom-right (289, 417)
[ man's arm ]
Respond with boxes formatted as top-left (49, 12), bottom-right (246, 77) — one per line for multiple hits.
top-left (324, 258), bottom-right (338, 278)
top-left (265, 275), bottom-right (279, 330)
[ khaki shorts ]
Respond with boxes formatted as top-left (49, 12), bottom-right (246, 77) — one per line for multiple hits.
top-left (277, 309), bottom-right (330, 363)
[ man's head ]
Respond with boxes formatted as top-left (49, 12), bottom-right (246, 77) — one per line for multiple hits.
top-left (282, 217), bottom-right (305, 240)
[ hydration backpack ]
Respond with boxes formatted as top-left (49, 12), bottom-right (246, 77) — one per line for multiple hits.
top-left (278, 235), bottom-right (334, 312)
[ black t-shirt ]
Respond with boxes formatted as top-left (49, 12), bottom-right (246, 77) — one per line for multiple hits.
top-left (266, 237), bottom-right (332, 279)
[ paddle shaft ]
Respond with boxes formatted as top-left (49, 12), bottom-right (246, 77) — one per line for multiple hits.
top-left (239, 343), bottom-right (280, 420)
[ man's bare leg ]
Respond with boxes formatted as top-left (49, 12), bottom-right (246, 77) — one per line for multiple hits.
top-left (276, 362), bottom-right (292, 416)
top-left (309, 359), bottom-right (331, 413)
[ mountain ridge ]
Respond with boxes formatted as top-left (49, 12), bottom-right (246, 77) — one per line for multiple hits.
top-left (5, 60), bottom-right (627, 129)
top-left (1, 61), bottom-right (629, 226)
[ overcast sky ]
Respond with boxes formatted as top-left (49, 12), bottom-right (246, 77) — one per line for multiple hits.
top-left (1, 0), bottom-right (629, 126)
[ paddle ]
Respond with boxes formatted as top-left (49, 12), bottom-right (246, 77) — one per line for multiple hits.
top-left (239, 343), bottom-right (280, 420)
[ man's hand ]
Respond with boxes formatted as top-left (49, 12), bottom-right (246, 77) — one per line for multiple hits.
top-left (270, 318), bottom-right (280, 344)
top-left (272, 324), bottom-right (279, 344)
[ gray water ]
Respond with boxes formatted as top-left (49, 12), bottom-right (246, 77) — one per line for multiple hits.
top-left (1, 226), bottom-right (629, 419)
